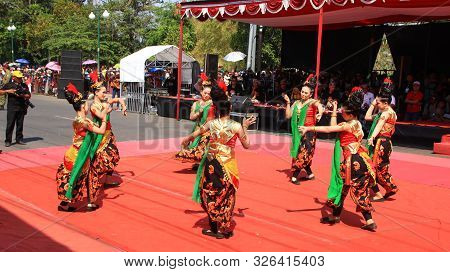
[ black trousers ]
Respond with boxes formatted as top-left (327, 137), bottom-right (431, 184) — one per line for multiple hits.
top-left (5, 110), bottom-right (26, 143)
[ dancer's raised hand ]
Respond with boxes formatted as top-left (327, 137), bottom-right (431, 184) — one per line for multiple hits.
top-left (243, 116), bottom-right (256, 129)
top-left (298, 126), bottom-right (309, 135)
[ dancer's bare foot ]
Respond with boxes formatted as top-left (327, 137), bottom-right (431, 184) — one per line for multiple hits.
top-left (361, 219), bottom-right (377, 231)
top-left (372, 192), bottom-right (384, 202)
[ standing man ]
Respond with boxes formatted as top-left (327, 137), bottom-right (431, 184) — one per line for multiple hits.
top-left (0, 63), bottom-right (12, 110)
top-left (405, 81), bottom-right (424, 121)
top-left (2, 70), bottom-right (31, 147)
top-left (110, 73), bottom-right (121, 110)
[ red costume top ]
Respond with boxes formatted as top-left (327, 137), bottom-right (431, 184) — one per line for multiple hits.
top-left (379, 108), bottom-right (397, 138)
top-left (304, 104), bottom-right (318, 126)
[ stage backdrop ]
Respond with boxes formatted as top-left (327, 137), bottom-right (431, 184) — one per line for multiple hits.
top-left (281, 22), bottom-right (450, 77)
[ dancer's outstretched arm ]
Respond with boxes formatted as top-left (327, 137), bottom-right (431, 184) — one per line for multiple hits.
top-left (181, 122), bottom-right (210, 147)
top-left (189, 101), bottom-right (202, 121)
top-left (365, 99), bottom-right (378, 121)
top-left (330, 101), bottom-right (338, 126)
top-left (85, 111), bottom-right (108, 135)
top-left (107, 97), bottom-right (127, 116)
top-left (283, 94), bottom-right (293, 119)
top-left (238, 116), bottom-right (256, 149)
top-left (299, 121), bottom-right (351, 135)
top-left (367, 111), bottom-right (389, 146)
top-left (315, 100), bottom-right (325, 122)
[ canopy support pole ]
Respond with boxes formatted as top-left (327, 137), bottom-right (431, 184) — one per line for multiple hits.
top-left (176, 17), bottom-right (184, 121)
top-left (314, 8), bottom-right (324, 99)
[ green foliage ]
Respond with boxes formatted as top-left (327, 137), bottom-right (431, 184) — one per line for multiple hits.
top-left (0, 0), bottom-right (196, 66)
top-left (145, 3), bottom-right (196, 52)
top-left (191, 20), bottom-right (237, 70)
top-left (0, 0), bottom-right (280, 70)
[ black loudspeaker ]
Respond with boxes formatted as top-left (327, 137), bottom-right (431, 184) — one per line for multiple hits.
top-left (231, 95), bottom-right (253, 113)
top-left (204, 54), bottom-right (218, 80)
top-left (58, 50), bottom-right (83, 99)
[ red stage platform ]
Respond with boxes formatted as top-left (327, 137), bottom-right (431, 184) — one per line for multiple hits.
top-left (434, 134), bottom-right (450, 156)
top-left (1, 135), bottom-right (449, 251)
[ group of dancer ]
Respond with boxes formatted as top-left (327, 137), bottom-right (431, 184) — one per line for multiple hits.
top-left (56, 81), bottom-right (126, 212)
top-left (55, 72), bottom-right (399, 238)
top-left (177, 74), bottom-right (399, 239)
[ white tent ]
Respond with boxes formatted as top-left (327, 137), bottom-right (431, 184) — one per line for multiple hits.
top-left (119, 45), bottom-right (197, 113)
top-left (120, 45), bottom-right (196, 83)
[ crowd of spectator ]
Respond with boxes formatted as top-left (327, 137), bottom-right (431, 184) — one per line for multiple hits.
top-left (213, 68), bottom-right (450, 123)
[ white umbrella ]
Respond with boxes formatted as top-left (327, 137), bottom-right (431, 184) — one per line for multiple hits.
top-left (223, 51), bottom-right (246, 62)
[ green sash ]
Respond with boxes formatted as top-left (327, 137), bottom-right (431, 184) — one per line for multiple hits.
top-left (65, 127), bottom-right (95, 200)
top-left (290, 101), bottom-right (312, 158)
top-left (89, 113), bottom-right (110, 159)
top-left (189, 102), bottom-right (211, 149)
top-left (367, 113), bottom-right (381, 157)
top-left (327, 138), bottom-right (343, 206)
top-left (192, 146), bottom-right (208, 203)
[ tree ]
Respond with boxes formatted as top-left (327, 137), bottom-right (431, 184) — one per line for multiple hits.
top-left (145, 2), bottom-right (196, 52)
top-left (190, 20), bottom-right (236, 70)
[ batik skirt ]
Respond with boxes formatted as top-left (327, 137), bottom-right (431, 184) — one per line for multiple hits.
top-left (200, 157), bottom-right (237, 233)
top-left (373, 136), bottom-right (398, 194)
top-left (91, 131), bottom-right (120, 181)
top-left (175, 133), bottom-right (210, 163)
top-left (56, 159), bottom-right (100, 203)
top-left (291, 131), bottom-right (317, 173)
top-left (327, 152), bottom-right (375, 213)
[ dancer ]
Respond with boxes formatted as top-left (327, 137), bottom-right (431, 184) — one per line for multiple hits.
top-left (175, 76), bottom-right (214, 169)
top-left (299, 90), bottom-right (377, 231)
top-left (182, 87), bottom-right (256, 239)
top-left (365, 79), bottom-right (399, 201)
top-left (56, 83), bottom-right (108, 212)
top-left (90, 82), bottom-right (127, 186)
top-left (283, 75), bottom-right (323, 184)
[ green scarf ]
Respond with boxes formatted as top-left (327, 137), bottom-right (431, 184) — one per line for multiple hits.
top-left (367, 113), bottom-right (381, 157)
top-left (191, 146), bottom-right (208, 203)
top-left (327, 138), bottom-right (343, 206)
top-left (89, 113), bottom-right (110, 159)
top-left (290, 101), bottom-right (312, 158)
top-left (189, 102), bottom-right (211, 149)
top-left (65, 129), bottom-right (95, 200)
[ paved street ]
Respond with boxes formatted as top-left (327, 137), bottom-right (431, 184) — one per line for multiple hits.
top-left (0, 95), bottom-right (194, 151)
top-left (0, 94), bottom-right (446, 158)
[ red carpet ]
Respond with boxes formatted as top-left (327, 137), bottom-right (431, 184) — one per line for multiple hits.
top-left (1, 135), bottom-right (449, 251)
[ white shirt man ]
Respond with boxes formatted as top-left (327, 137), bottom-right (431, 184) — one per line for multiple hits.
top-left (362, 91), bottom-right (375, 109)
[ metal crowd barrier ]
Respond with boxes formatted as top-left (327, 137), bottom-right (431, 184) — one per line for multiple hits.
top-left (121, 82), bottom-right (151, 114)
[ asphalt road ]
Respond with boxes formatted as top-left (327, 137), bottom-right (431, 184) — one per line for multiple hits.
top-left (0, 94), bottom-right (445, 157)
top-left (0, 95), bottom-right (193, 151)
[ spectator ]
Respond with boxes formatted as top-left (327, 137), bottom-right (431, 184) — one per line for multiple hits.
top-left (423, 94), bottom-right (446, 121)
top-left (164, 73), bottom-right (177, 96)
top-left (404, 81), bottom-right (424, 121)
top-left (321, 81), bottom-right (340, 103)
top-left (110, 73), bottom-right (121, 110)
top-left (227, 76), bottom-right (244, 96)
top-left (361, 83), bottom-right (375, 111)
top-left (250, 79), bottom-right (265, 103)
top-left (2, 70), bottom-right (32, 147)
top-left (0, 63), bottom-right (12, 110)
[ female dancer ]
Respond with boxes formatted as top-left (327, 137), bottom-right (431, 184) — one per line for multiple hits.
top-left (182, 88), bottom-right (256, 239)
top-left (175, 78), bottom-right (214, 168)
top-left (56, 83), bottom-right (108, 212)
top-left (283, 75), bottom-right (323, 184)
top-left (90, 82), bottom-right (127, 186)
top-left (365, 80), bottom-right (399, 201)
top-left (299, 90), bottom-right (377, 231)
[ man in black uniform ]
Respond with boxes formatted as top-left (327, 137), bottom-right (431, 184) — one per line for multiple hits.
top-left (2, 70), bottom-right (31, 147)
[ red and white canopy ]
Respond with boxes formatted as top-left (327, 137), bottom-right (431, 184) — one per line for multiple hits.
top-left (180, 0), bottom-right (450, 29)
